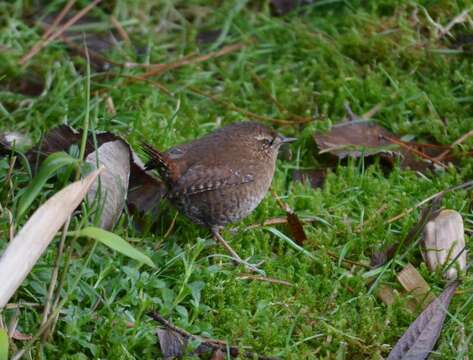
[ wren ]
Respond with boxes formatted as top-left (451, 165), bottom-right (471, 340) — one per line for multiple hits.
top-left (141, 121), bottom-right (295, 271)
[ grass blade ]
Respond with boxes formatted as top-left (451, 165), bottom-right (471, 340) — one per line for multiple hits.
top-left (0, 168), bottom-right (101, 308)
top-left (266, 227), bottom-right (316, 260)
top-left (17, 152), bottom-right (78, 218)
top-left (0, 328), bottom-right (8, 360)
top-left (75, 226), bottom-right (155, 268)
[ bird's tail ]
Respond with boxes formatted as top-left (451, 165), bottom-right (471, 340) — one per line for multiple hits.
top-left (140, 142), bottom-right (177, 183)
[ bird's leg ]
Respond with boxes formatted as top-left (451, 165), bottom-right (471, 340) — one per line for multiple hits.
top-left (211, 227), bottom-right (263, 274)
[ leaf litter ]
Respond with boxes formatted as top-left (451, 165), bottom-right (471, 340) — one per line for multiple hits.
top-left (149, 312), bottom-right (280, 360)
top-left (387, 281), bottom-right (459, 360)
top-left (14, 125), bottom-right (166, 227)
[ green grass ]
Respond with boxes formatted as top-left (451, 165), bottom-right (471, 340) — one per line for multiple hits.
top-left (1, 0), bottom-right (473, 359)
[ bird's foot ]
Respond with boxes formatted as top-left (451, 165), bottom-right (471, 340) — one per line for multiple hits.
top-left (211, 228), bottom-right (265, 275)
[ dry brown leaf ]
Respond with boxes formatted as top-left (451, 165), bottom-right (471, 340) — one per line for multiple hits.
top-left (16, 125), bottom-right (166, 226)
top-left (286, 212), bottom-right (307, 246)
top-left (0, 168), bottom-right (102, 308)
top-left (270, 0), bottom-right (315, 16)
top-left (196, 30), bottom-right (222, 45)
top-left (292, 169), bottom-right (326, 189)
top-left (313, 120), bottom-right (444, 172)
top-left (150, 312), bottom-right (280, 360)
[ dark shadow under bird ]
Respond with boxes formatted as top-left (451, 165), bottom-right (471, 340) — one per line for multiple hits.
top-left (141, 121), bottom-right (296, 271)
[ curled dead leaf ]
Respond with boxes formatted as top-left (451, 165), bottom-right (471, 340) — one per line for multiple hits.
top-left (86, 140), bottom-right (130, 230)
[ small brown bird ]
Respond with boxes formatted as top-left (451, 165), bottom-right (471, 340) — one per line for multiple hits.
top-left (142, 121), bottom-right (295, 270)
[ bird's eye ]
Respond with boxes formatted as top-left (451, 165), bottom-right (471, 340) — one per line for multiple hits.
top-left (261, 138), bottom-right (273, 147)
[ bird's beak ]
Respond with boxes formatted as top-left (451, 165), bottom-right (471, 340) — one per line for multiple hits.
top-left (277, 135), bottom-right (297, 144)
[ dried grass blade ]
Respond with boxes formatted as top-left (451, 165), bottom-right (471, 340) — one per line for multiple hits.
top-left (0, 168), bottom-right (102, 308)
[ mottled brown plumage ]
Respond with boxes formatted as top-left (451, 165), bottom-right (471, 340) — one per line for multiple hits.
top-left (142, 121), bottom-right (295, 270)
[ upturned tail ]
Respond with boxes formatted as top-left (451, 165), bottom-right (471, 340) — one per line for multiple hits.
top-left (140, 142), bottom-right (177, 184)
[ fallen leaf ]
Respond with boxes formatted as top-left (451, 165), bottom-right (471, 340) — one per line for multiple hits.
top-left (196, 29), bottom-right (222, 45)
top-left (0, 168), bottom-right (102, 308)
top-left (292, 169), bottom-right (326, 189)
top-left (157, 329), bottom-right (187, 359)
top-left (18, 125), bottom-right (166, 227)
top-left (211, 349), bottom-right (226, 360)
top-left (86, 140), bottom-right (130, 230)
top-left (286, 212), bottom-right (307, 246)
top-left (150, 312), bottom-right (280, 360)
top-left (422, 209), bottom-right (467, 280)
top-left (387, 281), bottom-right (459, 360)
top-left (127, 161), bottom-right (166, 215)
top-left (270, 0), bottom-right (315, 16)
top-left (313, 120), bottom-right (443, 172)
top-left (39, 13), bottom-right (118, 70)
top-left (1, 74), bottom-right (44, 97)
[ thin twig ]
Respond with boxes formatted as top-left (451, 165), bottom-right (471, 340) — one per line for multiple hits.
top-left (20, 0), bottom-right (102, 65)
top-left (251, 72), bottom-right (312, 123)
top-left (355, 204), bottom-right (389, 232)
top-left (137, 43), bottom-right (245, 78)
top-left (189, 86), bottom-right (308, 125)
top-left (434, 129), bottom-right (473, 161)
top-left (387, 180), bottom-right (473, 223)
top-left (41, 0), bottom-right (77, 41)
top-left (22, 0), bottom-right (77, 66)
top-left (382, 134), bottom-right (447, 169)
top-left (238, 274), bottom-right (293, 286)
top-left (110, 16), bottom-right (130, 44)
top-left (163, 211), bottom-right (178, 239)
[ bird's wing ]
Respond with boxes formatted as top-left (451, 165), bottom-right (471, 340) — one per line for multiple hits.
top-left (169, 164), bottom-right (254, 198)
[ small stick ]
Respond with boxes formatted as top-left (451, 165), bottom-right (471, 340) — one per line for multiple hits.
top-left (434, 129), bottom-right (473, 161)
top-left (189, 87), bottom-right (310, 125)
top-left (110, 16), bottom-right (130, 44)
top-left (140, 43), bottom-right (245, 78)
top-left (355, 204), bottom-right (389, 232)
top-left (163, 211), bottom-right (178, 238)
top-left (41, 0), bottom-right (77, 41)
top-left (251, 72), bottom-right (311, 123)
top-left (148, 312), bottom-right (280, 360)
top-left (382, 134), bottom-right (447, 169)
top-left (22, 0), bottom-right (77, 69)
top-left (238, 273), bottom-right (293, 287)
top-left (20, 0), bottom-right (102, 65)
top-left (387, 180), bottom-right (473, 223)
